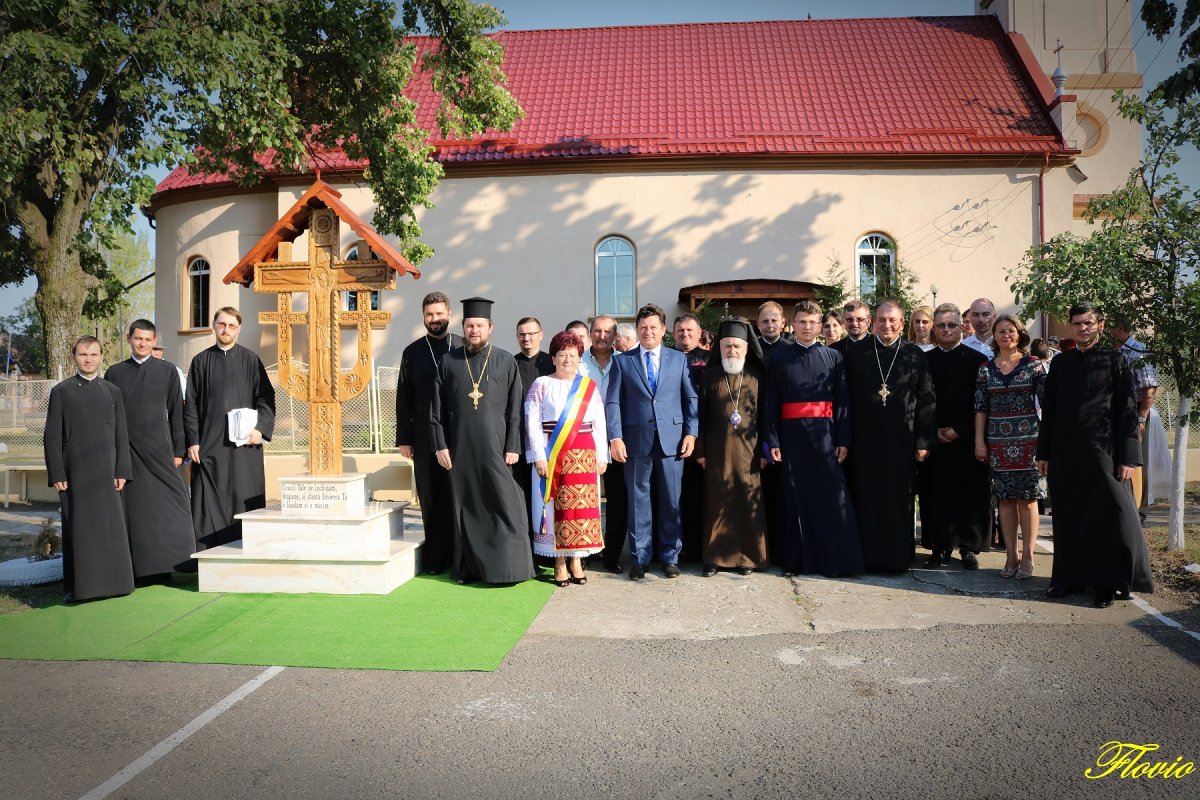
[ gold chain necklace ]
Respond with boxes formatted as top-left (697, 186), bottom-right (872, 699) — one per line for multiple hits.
top-left (724, 371), bottom-right (744, 427)
top-left (873, 337), bottom-right (901, 406)
top-left (464, 345), bottom-right (493, 410)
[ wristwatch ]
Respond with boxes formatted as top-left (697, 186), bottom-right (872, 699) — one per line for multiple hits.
top-left (1137, 415), bottom-right (1147, 424)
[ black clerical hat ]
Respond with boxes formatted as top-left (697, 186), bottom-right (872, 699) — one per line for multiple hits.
top-left (707, 317), bottom-right (764, 370)
top-left (717, 318), bottom-right (753, 344)
top-left (461, 297), bottom-right (494, 320)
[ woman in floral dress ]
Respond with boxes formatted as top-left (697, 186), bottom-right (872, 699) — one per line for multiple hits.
top-left (974, 315), bottom-right (1046, 579)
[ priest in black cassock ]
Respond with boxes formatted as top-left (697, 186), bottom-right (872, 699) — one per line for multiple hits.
top-left (916, 304), bottom-right (990, 569)
top-left (1037, 302), bottom-right (1153, 608)
top-left (184, 307), bottom-right (276, 551)
top-left (843, 300), bottom-right (937, 572)
top-left (105, 319), bottom-right (196, 580)
top-left (430, 297), bottom-right (535, 585)
top-left (396, 291), bottom-right (461, 574)
top-left (45, 337), bottom-right (134, 601)
top-left (513, 316), bottom-right (554, 552)
top-left (765, 301), bottom-right (863, 577)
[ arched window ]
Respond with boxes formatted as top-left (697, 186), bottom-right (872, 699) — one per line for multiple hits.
top-left (856, 233), bottom-right (895, 298)
top-left (595, 236), bottom-right (636, 317)
top-left (343, 245), bottom-right (380, 311)
top-left (187, 257), bottom-right (210, 329)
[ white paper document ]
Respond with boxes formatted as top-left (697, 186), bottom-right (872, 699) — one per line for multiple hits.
top-left (227, 408), bottom-right (258, 446)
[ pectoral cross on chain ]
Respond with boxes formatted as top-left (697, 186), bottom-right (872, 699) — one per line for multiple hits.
top-left (878, 383), bottom-right (891, 406)
top-left (468, 384), bottom-right (484, 409)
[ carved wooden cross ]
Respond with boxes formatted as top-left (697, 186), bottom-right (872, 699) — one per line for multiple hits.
top-left (255, 206), bottom-right (393, 475)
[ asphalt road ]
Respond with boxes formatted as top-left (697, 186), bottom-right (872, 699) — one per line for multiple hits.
top-left (2, 552), bottom-right (1199, 800)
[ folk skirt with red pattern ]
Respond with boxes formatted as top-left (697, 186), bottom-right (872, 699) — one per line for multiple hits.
top-left (532, 432), bottom-right (604, 557)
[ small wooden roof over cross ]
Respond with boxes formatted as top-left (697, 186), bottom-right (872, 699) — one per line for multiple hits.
top-left (222, 179), bottom-right (420, 287)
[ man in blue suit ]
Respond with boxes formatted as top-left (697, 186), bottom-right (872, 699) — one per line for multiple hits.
top-left (606, 303), bottom-right (700, 580)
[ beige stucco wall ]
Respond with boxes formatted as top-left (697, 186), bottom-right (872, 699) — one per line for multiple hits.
top-left (154, 163), bottom-right (1091, 369)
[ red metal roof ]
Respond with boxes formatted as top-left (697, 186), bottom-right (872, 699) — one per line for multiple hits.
top-left (223, 180), bottom-right (419, 286)
top-left (156, 16), bottom-right (1068, 197)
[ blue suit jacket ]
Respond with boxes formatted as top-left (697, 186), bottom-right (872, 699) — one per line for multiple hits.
top-left (605, 346), bottom-right (700, 457)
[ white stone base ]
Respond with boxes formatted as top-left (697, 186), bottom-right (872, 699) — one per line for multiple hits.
top-left (194, 500), bottom-right (423, 595)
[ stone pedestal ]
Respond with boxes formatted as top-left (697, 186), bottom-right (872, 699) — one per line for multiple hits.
top-left (194, 473), bottom-right (423, 594)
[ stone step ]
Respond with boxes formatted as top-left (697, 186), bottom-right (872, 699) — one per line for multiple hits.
top-left (238, 501), bottom-right (406, 559)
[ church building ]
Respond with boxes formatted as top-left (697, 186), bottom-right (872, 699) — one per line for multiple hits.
top-left (149, 0), bottom-right (1143, 368)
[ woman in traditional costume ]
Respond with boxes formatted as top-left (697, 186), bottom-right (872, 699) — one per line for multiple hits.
top-left (524, 331), bottom-right (608, 587)
top-left (974, 314), bottom-right (1046, 580)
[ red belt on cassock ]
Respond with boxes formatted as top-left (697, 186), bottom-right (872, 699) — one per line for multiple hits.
top-left (781, 401), bottom-right (833, 419)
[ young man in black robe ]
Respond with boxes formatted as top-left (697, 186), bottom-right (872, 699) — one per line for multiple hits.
top-left (756, 301), bottom-right (797, 566)
top-left (674, 312), bottom-right (709, 563)
top-left (45, 336), bottom-right (134, 601)
top-left (106, 319), bottom-right (195, 580)
top-left (843, 300), bottom-right (937, 572)
top-left (396, 291), bottom-right (461, 574)
top-left (1037, 302), bottom-right (1153, 608)
top-left (184, 307), bottom-right (276, 551)
top-left (765, 301), bottom-right (862, 577)
top-left (917, 303), bottom-right (990, 569)
top-left (430, 297), bottom-right (535, 585)
top-left (513, 316), bottom-right (554, 555)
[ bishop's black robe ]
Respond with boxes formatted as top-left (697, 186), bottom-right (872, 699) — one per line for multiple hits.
top-left (513, 350), bottom-right (554, 546)
top-left (106, 357), bottom-right (196, 575)
top-left (44, 375), bottom-right (134, 600)
top-left (396, 333), bottom-right (462, 573)
top-left (678, 346), bottom-right (711, 562)
top-left (695, 362), bottom-right (768, 569)
top-left (1037, 346), bottom-right (1153, 594)
top-left (917, 344), bottom-right (990, 556)
top-left (184, 344), bottom-right (276, 550)
top-left (844, 337), bottom-right (937, 572)
top-left (430, 344), bottom-right (535, 584)
top-left (765, 342), bottom-right (863, 577)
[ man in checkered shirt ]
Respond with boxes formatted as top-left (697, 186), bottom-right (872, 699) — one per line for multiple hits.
top-left (1111, 318), bottom-right (1159, 514)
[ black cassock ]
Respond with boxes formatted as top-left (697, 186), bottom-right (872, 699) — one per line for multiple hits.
top-left (184, 344), bottom-right (276, 550)
top-left (106, 357), bottom-right (196, 575)
top-left (765, 342), bottom-right (863, 577)
top-left (430, 344), bottom-right (535, 584)
top-left (844, 337), bottom-right (937, 571)
top-left (44, 375), bottom-right (134, 600)
top-left (917, 344), bottom-right (990, 555)
top-left (513, 350), bottom-right (554, 543)
top-left (396, 333), bottom-right (462, 573)
top-left (1037, 346), bottom-right (1153, 594)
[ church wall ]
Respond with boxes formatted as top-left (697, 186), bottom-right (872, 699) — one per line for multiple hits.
top-left (154, 164), bottom-right (1082, 369)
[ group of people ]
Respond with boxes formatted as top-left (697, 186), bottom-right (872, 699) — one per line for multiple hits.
top-left (396, 293), bottom-right (1155, 609)
top-left (45, 308), bottom-right (276, 602)
top-left (46, 290), bottom-right (1155, 612)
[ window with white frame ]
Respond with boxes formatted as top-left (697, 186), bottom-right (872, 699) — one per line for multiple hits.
top-left (343, 245), bottom-right (380, 311)
top-left (595, 236), bottom-right (636, 317)
top-left (856, 233), bottom-right (895, 298)
top-left (187, 257), bottom-right (210, 329)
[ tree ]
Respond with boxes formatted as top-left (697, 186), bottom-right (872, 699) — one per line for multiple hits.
top-left (0, 296), bottom-right (47, 377)
top-left (1142, 0), bottom-right (1200, 103)
top-left (862, 257), bottom-right (921, 318)
top-left (813, 255), bottom-right (849, 315)
top-left (1008, 92), bottom-right (1200, 551)
top-left (90, 227), bottom-right (155, 363)
top-left (0, 0), bottom-right (522, 379)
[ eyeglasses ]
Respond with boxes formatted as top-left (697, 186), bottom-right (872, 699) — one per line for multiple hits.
top-left (934, 323), bottom-right (960, 329)
top-left (516, 331), bottom-right (542, 338)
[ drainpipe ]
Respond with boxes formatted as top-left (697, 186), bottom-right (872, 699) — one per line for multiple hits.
top-left (1037, 151), bottom-right (1050, 336)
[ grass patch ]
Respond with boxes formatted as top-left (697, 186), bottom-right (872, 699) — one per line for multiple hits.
top-left (1142, 524), bottom-right (1200, 599)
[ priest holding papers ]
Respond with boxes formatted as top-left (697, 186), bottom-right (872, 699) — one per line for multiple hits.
top-left (185, 307), bottom-right (276, 551)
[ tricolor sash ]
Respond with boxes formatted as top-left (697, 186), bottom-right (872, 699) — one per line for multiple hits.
top-left (539, 374), bottom-right (597, 526)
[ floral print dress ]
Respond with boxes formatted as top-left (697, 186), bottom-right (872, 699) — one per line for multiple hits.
top-left (974, 354), bottom-right (1046, 499)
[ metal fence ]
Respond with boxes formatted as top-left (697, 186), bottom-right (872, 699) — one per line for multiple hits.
top-left (3, 369), bottom-right (1197, 465)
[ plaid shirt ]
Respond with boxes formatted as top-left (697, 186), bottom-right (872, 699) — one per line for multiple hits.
top-left (1120, 336), bottom-right (1159, 392)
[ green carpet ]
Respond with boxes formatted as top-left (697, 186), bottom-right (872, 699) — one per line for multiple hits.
top-left (0, 574), bottom-right (555, 671)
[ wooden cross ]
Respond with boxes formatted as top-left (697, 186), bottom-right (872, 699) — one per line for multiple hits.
top-left (254, 206), bottom-right (394, 475)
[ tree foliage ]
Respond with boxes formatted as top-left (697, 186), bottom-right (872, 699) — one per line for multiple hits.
top-left (0, 0), bottom-right (522, 378)
top-left (812, 255), bottom-right (849, 315)
top-left (0, 297), bottom-right (46, 376)
top-left (1142, 0), bottom-right (1200, 103)
top-left (862, 257), bottom-right (921, 318)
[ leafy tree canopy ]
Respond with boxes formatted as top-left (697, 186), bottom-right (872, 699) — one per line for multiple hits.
top-left (1142, 0), bottom-right (1200, 103)
top-left (0, 0), bottom-right (522, 377)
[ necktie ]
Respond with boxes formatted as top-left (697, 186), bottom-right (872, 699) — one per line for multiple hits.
top-left (644, 350), bottom-right (657, 394)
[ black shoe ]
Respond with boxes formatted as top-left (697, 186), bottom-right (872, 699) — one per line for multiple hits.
top-left (961, 552), bottom-right (979, 571)
top-left (782, 568), bottom-right (796, 578)
top-left (629, 565), bottom-right (646, 581)
top-left (923, 552), bottom-right (944, 567)
top-left (736, 567), bottom-right (753, 576)
top-left (605, 561), bottom-right (623, 575)
top-left (1115, 589), bottom-right (1132, 601)
top-left (1094, 591), bottom-right (1115, 609)
top-left (1046, 585), bottom-right (1072, 598)
top-left (702, 564), bottom-right (718, 577)
top-left (663, 564), bottom-right (681, 578)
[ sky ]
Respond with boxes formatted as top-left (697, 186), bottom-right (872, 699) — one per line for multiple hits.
top-left (2, 0), bottom-right (1194, 317)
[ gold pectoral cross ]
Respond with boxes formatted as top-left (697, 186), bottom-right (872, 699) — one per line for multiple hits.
top-left (469, 383), bottom-right (483, 409)
top-left (878, 383), bottom-right (891, 406)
